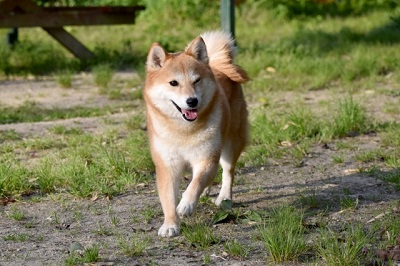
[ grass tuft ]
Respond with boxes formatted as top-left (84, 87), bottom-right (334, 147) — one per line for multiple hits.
top-left (223, 239), bottom-right (250, 260)
top-left (56, 69), bottom-right (73, 88)
top-left (331, 96), bottom-right (368, 138)
top-left (65, 245), bottom-right (100, 265)
top-left (181, 222), bottom-right (220, 250)
top-left (258, 205), bottom-right (307, 262)
top-left (93, 64), bottom-right (113, 89)
top-left (316, 225), bottom-right (369, 266)
top-left (118, 235), bottom-right (149, 257)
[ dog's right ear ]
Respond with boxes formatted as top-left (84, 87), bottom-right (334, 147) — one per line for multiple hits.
top-left (147, 43), bottom-right (167, 71)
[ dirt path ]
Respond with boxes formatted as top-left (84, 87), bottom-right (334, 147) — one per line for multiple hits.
top-left (0, 76), bottom-right (399, 265)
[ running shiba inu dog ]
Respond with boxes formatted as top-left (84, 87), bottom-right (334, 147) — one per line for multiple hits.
top-left (144, 31), bottom-right (249, 237)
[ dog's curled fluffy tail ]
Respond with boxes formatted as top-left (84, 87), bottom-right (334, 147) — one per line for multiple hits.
top-left (200, 31), bottom-right (249, 84)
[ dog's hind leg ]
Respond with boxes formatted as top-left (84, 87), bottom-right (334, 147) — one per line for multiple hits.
top-left (215, 138), bottom-right (244, 206)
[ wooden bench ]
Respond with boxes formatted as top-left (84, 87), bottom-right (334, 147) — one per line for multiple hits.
top-left (0, 0), bottom-right (145, 60)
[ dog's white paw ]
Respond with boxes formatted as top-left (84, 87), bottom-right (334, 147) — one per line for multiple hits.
top-left (215, 196), bottom-right (232, 208)
top-left (158, 224), bottom-right (180, 237)
top-left (176, 199), bottom-right (196, 217)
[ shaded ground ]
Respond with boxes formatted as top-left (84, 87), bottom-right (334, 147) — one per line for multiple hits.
top-left (0, 75), bottom-right (399, 265)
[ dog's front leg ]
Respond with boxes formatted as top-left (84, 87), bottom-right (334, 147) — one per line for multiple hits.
top-left (177, 160), bottom-right (219, 217)
top-left (156, 163), bottom-right (181, 237)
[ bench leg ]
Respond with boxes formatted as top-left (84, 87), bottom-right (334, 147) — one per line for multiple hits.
top-left (44, 27), bottom-right (94, 60)
top-left (6, 28), bottom-right (18, 45)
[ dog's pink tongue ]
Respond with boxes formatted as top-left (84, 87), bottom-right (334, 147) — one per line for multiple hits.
top-left (182, 109), bottom-right (198, 120)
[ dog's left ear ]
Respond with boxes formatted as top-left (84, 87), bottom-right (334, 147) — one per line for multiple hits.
top-left (185, 37), bottom-right (209, 64)
top-left (147, 43), bottom-right (168, 71)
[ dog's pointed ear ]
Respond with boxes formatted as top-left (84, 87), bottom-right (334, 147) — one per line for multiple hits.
top-left (147, 43), bottom-right (168, 70)
top-left (185, 37), bottom-right (209, 64)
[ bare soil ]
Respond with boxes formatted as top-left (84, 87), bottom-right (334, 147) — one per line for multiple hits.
top-left (0, 75), bottom-right (399, 265)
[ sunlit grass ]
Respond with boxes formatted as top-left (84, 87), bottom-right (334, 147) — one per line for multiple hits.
top-left (258, 205), bottom-right (307, 262)
top-left (181, 222), bottom-right (220, 250)
top-left (316, 225), bottom-right (370, 266)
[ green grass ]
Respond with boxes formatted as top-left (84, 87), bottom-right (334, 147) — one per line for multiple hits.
top-left (6, 208), bottom-right (26, 221)
top-left (56, 69), bottom-right (73, 88)
top-left (332, 154), bottom-right (345, 164)
top-left (0, 101), bottom-right (132, 124)
top-left (141, 206), bottom-right (159, 224)
top-left (316, 225), bottom-right (369, 266)
top-left (93, 63), bottom-right (113, 89)
top-left (330, 96), bottom-right (369, 138)
top-left (244, 96), bottom-right (375, 166)
top-left (49, 125), bottom-right (83, 135)
top-left (181, 222), bottom-right (220, 250)
top-left (0, 129), bottom-right (20, 142)
top-left (340, 197), bottom-right (359, 210)
top-left (118, 234), bottom-right (149, 257)
top-left (377, 213), bottom-right (400, 247)
top-left (3, 233), bottom-right (28, 242)
top-left (381, 171), bottom-right (400, 190)
top-left (258, 205), bottom-right (307, 262)
top-left (65, 245), bottom-right (100, 265)
top-left (0, 128), bottom-right (153, 198)
top-left (223, 239), bottom-right (250, 260)
top-left (94, 224), bottom-right (114, 236)
top-left (299, 190), bottom-right (321, 209)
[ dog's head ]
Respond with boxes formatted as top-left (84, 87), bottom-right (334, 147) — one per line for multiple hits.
top-left (144, 37), bottom-right (217, 122)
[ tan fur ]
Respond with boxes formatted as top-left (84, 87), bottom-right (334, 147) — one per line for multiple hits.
top-left (144, 31), bottom-right (249, 237)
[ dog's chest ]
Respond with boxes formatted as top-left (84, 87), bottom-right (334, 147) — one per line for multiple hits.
top-left (151, 121), bottom-right (222, 163)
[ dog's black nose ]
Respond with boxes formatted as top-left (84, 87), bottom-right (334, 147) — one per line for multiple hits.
top-left (186, 97), bottom-right (198, 108)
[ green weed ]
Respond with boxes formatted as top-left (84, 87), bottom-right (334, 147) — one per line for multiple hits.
top-left (382, 171), bottom-right (400, 190)
top-left (141, 206), bottom-right (159, 224)
top-left (125, 113), bottom-right (146, 131)
top-left (0, 100), bottom-right (125, 124)
top-left (331, 96), bottom-right (368, 138)
top-left (118, 235), bottom-right (149, 257)
top-left (332, 154), bottom-right (345, 164)
top-left (110, 215), bottom-right (120, 226)
top-left (181, 222), bottom-right (220, 250)
top-left (93, 64), bottom-right (113, 89)
top-left (31, 159), bottom-right (59, 194)
top-left (377, 213), bottom-right (400, 247)
top-left (3, 233), bottom-right (28, 242)
top-left (299, 190), bottom-right (321, 209)
top-left (316, 225), bottom-right (369, 266)
top-left (223, 239), bottom-right (250, 260)
top-left (340, 197), bottom-right (359, 210)
top-left (355, 150), bottom-right (379, 163)
top-left (258, 205), bottom-right (307, 262)
top-left (384, 152), bottom-right (400, 168)
top-left (56, 70), bottom-right (73, 88)
top-left (6, 208), bottom-right (26, 221)
top-left (94, 224), bottom-right (114, 236)
top-left (0, 129), bottom-right (20, 142)
top-left (65, 245), bottom-right (100, 265)
top-left (0, 160), bottom-right (31, 198)
top-left (49, 125), bottom-right (83, 135)
top-left (203, 254), bottom-right (211, 264)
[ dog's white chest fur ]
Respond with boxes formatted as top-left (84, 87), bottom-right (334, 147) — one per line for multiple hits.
top-left (150, 108), bottom-right (223, 164)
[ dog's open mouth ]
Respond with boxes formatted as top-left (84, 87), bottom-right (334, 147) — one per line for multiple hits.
top-left (171, 100), bottom-right (198, 122)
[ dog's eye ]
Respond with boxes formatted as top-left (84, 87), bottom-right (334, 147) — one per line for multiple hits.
top-left (169, 80), bottom-right (179, 87)
top-left (194, 78), bottom-right (201, 84)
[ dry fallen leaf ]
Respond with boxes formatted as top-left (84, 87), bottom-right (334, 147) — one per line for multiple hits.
top-left (281, 141), bottom-right (293, 147)
top-left (344, 169), bottom-right (359, 174)
top-left (90, 193), bottom-right (98, 202)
